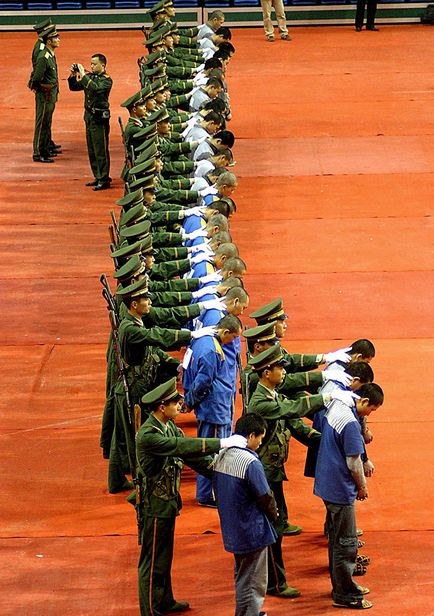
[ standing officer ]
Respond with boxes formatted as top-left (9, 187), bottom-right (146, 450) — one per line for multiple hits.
top-left (136, 378), bottom-right (246, 615)
top-left (68, 54), bottom-right (112, 190)
top-left (28, 25), bottom-right (59, 163)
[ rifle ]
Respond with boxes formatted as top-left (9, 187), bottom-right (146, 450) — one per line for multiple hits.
top-left (237, 351), bottom-right (247, 416)
top-left (109, 242), bottom-right (119, 270)
top-left (111, 210), bottom-right (120, 243)
top-left (108, 224), bottom-right (117, 248)
top-left (133, 403), bottom-right (144, 544)
top-left (118, 115), bottom-right (130, 173)
top-left (100, 274), bottom-right (133, 427)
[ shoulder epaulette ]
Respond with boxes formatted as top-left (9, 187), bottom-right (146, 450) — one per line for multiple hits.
top-left (44, 51), bottom-right (50, 59)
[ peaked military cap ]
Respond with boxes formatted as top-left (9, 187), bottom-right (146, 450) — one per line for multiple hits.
top-left (110, 239), bottom-right (143, 260)
top-left (139, 234), bottom-right (158, 255)
top-left (134, 140), bottom-right (160, 163)
top-left (117, 275), bottom-right (151, 299)
top-left (145, 30), bottom-right (165, 49)
top-left (248, 344), bottom-right (285, 372)
top-left (243, 321), bottom-right (278, 343)
top-left (134, 125), bottom-right (158, 144)
top-left (142, 377), bottom-right (183, 405)
top-left (116, 188), bottom-right (144, 208)
top-left (130, 157), bottom-right (157, 177)
top-left (120, 202), bottom-right (148, 227)
top-left (152, 17), bottom-right (167, 30)
top-left (129, 174), bottom-right (156, 191)
top-left (114, 254), bottom-right (146, 281)
top-left (143, 50), bottom-right (166, 64)
top-left (140, 84), bottom-right (154, 100)
top-left (147, 107), bottom-right (170, 123)
top-left (249, 298), bottom-right (288, 324)
top-left (148, 0), bottom-right (167, 19)
top-left (120, 90), bottom-right (145, 109)
top-left (33, 18), bottom-right (53, 33)
top-left (41, 25), bottom-right (59, 41)
top-left (121, 220), bottom-right (152, 242)
top-left (151, 78), bottom-right (168, 93)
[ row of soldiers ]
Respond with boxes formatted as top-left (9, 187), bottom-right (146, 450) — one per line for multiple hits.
top-left (98, 2), bottom-right (384, 613)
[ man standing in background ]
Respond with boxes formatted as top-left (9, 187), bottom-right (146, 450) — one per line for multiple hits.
top-left (68, 54), bottom-right (112, 190)
top-left (29, 25), bottom-right (60, 163)
top-left (260, 0), bottom-right (291, 42)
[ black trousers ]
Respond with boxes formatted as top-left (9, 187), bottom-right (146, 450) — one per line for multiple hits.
top-left (355, 0), bottom-right (378, 28)
top-left (267, 480), bottom-right (287, 592)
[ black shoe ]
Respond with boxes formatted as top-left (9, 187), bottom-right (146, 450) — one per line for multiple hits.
top-left (33, 156), bottom-right (54, 163)
top-left (355, 26), bottom-right (362, 31)
top-left (163, 600), bottom-right (190, 613)
top-left (366, 26), bottom-right (379, 31)
top-left (50, 142), bottom-right (62, 149)
top-left (85, 180), bottom-right (98, 186)
top-left (93, 180), bottom-right (111, 191)
top-left (197, 499), bottom-right (217, 508)
top-left (48, 150), bottom-right (58, 157)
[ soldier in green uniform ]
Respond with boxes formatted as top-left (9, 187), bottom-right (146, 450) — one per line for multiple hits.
top-left (247, 344), bottom-right (358, 599)
top-left (136, 377), bottom-right (246, 616)
top-left (68, 54), bottom-right (112, 190)
top-left (108, 277), bottom-right (216, 492)
top-left (28, 25), bottom-right (60, 163)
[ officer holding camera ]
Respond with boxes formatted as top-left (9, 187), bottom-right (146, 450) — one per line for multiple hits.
top-left (68, 54), bottom-right (113, 191)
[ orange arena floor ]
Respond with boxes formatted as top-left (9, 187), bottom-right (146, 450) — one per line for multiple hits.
top-left (0, 25), bottom-right (433, 616)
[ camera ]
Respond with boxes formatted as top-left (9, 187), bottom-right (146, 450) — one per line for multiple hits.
top-left (71, 63), bottom-right (79, 72)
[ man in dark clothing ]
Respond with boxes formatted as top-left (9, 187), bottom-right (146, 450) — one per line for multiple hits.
top-left (68, 53), bottom-right (112, 190)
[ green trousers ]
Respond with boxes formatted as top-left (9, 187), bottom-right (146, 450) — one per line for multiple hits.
top-left (138, 515), bottom-right (176, 616)
top-left (33, 91), bottom-right (55, 158)
top-left (84, 111), bottom-right (110, 182)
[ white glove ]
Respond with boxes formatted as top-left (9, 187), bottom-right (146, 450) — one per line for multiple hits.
top-left (199, 186), bottom-right (218, 197)
top-left (183, 205), bottom-right (206, 218)
top-left (200, 272), bottom-right (222, 284)
top-left (200, 298), bottom-right (226, 311)
top-left (220, 435), bottom-right (247, 449)
top-left (322, 369), bottom-right (352, 387)
top-left (192, 285), bottom-right (217, 299)
top-left (190, 326), bottom-right (216, 339)
top-left (328, 389), bottom-right (360, 406)
top-left (190, 244), bottom-right (207, 255)
top-left (196, 63), bottom-right (205, 72)
top-left (323, 346), bottom-right (352, 364)
top-left (187, 227), bottom-right (208, 241)
top-left (190, 252), bottom-right (212, 265)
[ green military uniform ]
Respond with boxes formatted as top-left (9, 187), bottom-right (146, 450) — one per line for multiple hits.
top-left (68, 69), bottom-right (112, 184)
top-left (247, 345), bottom-right (322, 594)
top-left (29, 33), bottom-right (59, 160)
top-left (107, 277), bottom-right (193, 493)
top-left (136, 378), bottom-right (221, 616)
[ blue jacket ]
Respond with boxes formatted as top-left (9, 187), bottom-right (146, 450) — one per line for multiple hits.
top-left (182, 213), bottom-right (206, 247)
top-left (182, 335), bottom-right (234, 424)
top-left (213, 447), bottom-right (277, 554)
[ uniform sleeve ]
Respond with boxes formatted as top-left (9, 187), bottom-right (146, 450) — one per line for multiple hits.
top-left (123, 321), bottom-right (191, 351)
top-left (138, 431), bottom-right (220, 458)
top-left (67, 74), bottom-right (84, 91)
top-left (147, 303), bottom-right (201, 328)
top-left (80, 73), bottom-right (112, 95)
top-left (31, 56), bottom-right (48, 87)
top-left (248, 391), bottom-right (325, 421)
